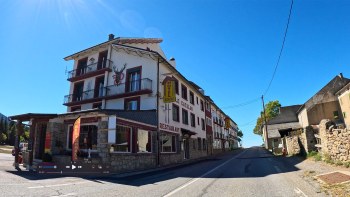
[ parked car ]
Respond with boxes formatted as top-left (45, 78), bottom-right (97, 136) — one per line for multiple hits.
top-left (11, 143), bottom-right (27, 156)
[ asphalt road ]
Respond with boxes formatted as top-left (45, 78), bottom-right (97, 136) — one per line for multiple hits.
top-left (0, 147), bottom-right (327, 197)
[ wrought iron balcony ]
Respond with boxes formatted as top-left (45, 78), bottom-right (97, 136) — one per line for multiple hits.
top-left (67, 59), bottom-right (113, 82)
top-left (63, 78), bottom-right (153, 106)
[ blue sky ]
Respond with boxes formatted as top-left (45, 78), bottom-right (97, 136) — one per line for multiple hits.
top-left (1, 0), bottom-right (350, 147)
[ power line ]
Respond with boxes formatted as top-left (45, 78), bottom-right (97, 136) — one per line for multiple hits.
top-left (263, 0), bottom-right (294, 96)
top-left (221, 97), bottom-right (260, 109)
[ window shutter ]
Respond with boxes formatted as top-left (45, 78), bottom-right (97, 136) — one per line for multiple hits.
top-left (108, 116), bottom-right (116, 143)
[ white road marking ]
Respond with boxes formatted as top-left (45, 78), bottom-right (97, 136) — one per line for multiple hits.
top-left (50, 193), bottom-right (77, 197)
top-left (294, 187), bottom-right (308, 197)
top-left (27, 181), bottom-right (89, 189)
top-left (163, 150), bottom-right (247, 197)
top-left (274, 166), bottom-right (282, 173)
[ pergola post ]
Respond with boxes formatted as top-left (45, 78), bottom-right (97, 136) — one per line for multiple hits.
top-left (14, 120), bottom-right (23, 169)
top-left (28, 119), bottom-right (36, 171)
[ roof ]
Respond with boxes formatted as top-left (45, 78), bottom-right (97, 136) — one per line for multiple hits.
top-left (58, 109), bottom-right (157, 126)
top-left (335, 81), bottom-right (350, 96)
top-left (267, 129), bottom-right (281, 138)
top-left (268, 105), bottom-right (302, 125)
top-left (9, 113), bottom-right (58, 121)
top-left (64, 37), bottom-right (163, 60)
top-left (299, 74), bottom-right (350, 112)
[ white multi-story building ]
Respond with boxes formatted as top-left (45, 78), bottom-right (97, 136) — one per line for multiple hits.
top-left (10, 34), bottom-right (239, 173)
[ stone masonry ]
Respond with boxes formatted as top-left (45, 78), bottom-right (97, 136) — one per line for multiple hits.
top-left (319, 119), bottom-right (350, 162)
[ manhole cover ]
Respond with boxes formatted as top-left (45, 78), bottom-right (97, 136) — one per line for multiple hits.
top-left (317, 172), bottom-right (350, 184)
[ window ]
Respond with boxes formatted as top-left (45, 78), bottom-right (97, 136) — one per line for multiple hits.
top-left (174, 79), bottom-right (179, 95)
top-left (182, 109), bottom-right (189, 125)
top-left (201, 118), bottom-right (205, 130)
top-left (137, 129), bottom-right (152, 153)
top-left (205, 102), bottom-right (210, 111)
top-left (196, 96), bottom-right (198, 104)
top-left (197, 117), bottom-right (200, 125)
top-left (126, 67), bottom-right (141, 92)
top-left (193, 139), bottom-right (196, 149)
top-left (161, 133), bottom-right (176, 153)
top-left (198, 138), bottom-right (202, 150)
top-left (203, 139), bottom-right (206, 150)
top-left (333, 111), bottom-right (339, 119)
top-left (181, 84), bottom-right (187, 100)
top-left (111, 125), bottom-right (132, 152)
top-left (190, 113), bottom-right (195, 127)
top-left (189, 91), bottom-right (194, 104)
top-left (68, 125), bottom-right (97, 150)
top-left (124, 97), bottom-right (140, 110)
top-left (172, 104), bottom-right (180, 122)
top-left (200, 100), bottom-right (204, 111)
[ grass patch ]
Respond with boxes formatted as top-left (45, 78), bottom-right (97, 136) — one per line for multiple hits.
top-left (307, 151), bottom-right (318, 158)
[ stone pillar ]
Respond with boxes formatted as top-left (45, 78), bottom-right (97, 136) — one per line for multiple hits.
top-left (319, 119), bottom-right (332, 155)
top-left (97, 121), bottom-right (109, 163)
top-left (49, 122), bottom-right (64, 155)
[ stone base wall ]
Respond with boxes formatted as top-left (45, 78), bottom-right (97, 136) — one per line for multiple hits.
top-left (319, 119), bottom-right (350, 161)
top-left (111, 154), bottom-right (157, 172)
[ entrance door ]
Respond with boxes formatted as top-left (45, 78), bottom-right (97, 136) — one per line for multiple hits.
top-left (184, 139), bottom-right (190, 159)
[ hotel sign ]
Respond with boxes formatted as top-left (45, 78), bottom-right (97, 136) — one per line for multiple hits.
top-left (225, 118), bottom-right (231, 129)
top-left (160, 123), bottom-right (180, 133)
top-left (163, 81), bottom-right (176, 103)
top-left (162, 76), bottom-right (176, 103)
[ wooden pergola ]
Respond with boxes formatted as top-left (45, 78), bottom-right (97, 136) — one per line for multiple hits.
top-left (9, 113), bottom-right (57, 170)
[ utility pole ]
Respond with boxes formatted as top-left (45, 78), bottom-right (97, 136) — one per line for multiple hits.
top-left (156, 57), bottom-right (160, 167)
top-left (261, 95), bottom-right (269, 150)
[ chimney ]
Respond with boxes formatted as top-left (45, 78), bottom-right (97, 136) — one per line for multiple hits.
top-left (339, 72), bottom-right (343, 79)
top-left (169, 57), bottom-right (176, 68)
top-left (108, 34), bottom-right (115, 41)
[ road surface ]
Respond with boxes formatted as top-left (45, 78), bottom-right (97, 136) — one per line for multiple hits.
top-left (0, 147), bottom-right (326, 197)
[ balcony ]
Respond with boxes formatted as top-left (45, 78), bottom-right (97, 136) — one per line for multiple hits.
top-left (67, 59), bottom-right (113, 82)
top-left (63, 78), bottom-right (153, 106)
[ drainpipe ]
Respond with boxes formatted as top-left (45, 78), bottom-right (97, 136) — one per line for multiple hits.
top-left (156, 57), bottom-right (160, 166)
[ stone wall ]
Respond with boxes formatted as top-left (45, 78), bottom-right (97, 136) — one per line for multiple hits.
top-left (319, 119), bottom-right (350, 161)
top-left (49, 122), bottom-right (65, 155)
top-left (285, 136), bottom-right (300, 155)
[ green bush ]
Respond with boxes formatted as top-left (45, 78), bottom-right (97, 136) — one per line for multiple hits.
top-left (344, 162), bottom-right (350, 168)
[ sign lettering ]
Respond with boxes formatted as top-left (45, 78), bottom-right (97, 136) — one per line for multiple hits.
top-left (163, 80), bottom-right (176, 103)
top-left (160, 123), bottom-right (180, 133)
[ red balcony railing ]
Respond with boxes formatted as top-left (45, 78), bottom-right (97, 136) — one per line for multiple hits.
top-left (63, 78), bottom-right (152, 106)
top-left (67, 59), bottom-right (113, 81)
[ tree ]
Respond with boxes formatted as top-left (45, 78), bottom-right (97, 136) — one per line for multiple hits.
top-left (253, 100), bottom-right (281, 136)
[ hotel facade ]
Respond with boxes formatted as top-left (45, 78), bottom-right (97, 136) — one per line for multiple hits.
top-left (10, 35), bottom-right (239, 173)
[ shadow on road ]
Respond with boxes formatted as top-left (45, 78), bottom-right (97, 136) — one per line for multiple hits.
top-left (5, 147), bottom-right (306, 187)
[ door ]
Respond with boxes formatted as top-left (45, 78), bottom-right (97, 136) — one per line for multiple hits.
top-left (94, 76), bottom-right (105, 98)
top-left (73, 82), bottom-right (84, 101)
top-left (97, 51), bottom-right (108, 69)
top-left (184, 139), bottom-right (190, 159)
top-left (76, 58), bottom-right (88, 76)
